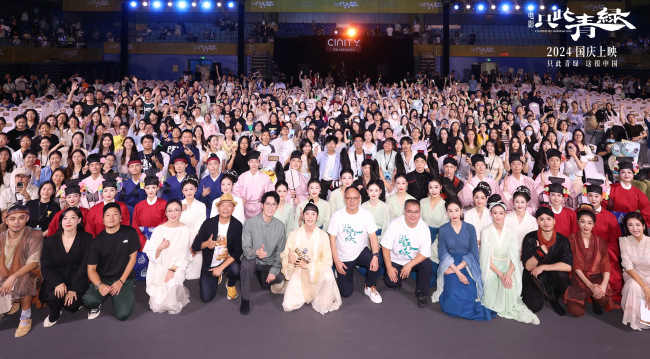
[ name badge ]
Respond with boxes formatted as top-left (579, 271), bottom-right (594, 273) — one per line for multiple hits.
top-left (328, 169), bottom-right (334, 178)
top-left (268, 156), bottom-right (279, 161)
top-left (384, 171), bottom-right (392, 181)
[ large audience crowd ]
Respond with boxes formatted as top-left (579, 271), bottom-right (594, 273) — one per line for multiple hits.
top-left (1, 67), bottom-right (650, 339)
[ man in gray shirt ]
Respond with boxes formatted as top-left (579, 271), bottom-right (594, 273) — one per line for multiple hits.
top-left (239, 191), bottom-right (286, 315)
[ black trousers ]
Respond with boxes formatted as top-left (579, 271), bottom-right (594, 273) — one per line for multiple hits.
top-left (383, 259), bottom-right (433, 295)
top-left (240, 258), bottom-right (285, 301)
top-left (199, 261), bottom-right (241, 303)
top-left (522, 270), bottom-right (571, 313)
top-left (45, 290), bottom-right (84, 321)
top-left (336, 247), bottom-right (379, 298)
top-left (319, 180), bottom-right (332, 200)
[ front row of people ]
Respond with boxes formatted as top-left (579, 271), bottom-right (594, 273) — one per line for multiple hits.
top-left (1, 186), bottom-right (650, 337)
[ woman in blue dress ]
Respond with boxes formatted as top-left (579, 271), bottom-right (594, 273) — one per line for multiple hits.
top-left (432, 196), bottom-right (496, 321)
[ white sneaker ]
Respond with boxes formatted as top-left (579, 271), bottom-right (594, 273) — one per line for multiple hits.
top-left (88, 306), bottom-right (101, 320)
top-left (364, 286), bottom-right (383, 304)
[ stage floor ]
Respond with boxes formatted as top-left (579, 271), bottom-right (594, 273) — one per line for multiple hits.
top-left (1, 273), bottom-right (645, 358)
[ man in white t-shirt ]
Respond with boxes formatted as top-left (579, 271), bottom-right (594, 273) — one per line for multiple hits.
top-left (381, 200), bottom-right (433, 308)
top-left (270, 125), bottom-right (296, 162)
top-left (327, 187), bottom-right (382, 303)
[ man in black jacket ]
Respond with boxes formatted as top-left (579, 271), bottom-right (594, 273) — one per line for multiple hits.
top-left (192, 193), bottom-right (243, 303)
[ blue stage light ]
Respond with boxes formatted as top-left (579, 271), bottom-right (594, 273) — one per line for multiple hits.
top-left (500, 3), bottom-right (510, 11)
top-left (152, 1), bottom-right (162, 8)
top-left (177, 0), bottom-right (188, 8)
top-left (551, 5), bottom-right (558, 11)
top-left (202, 0), bottom-right (212, 8)
top-left (526, 4), bottom-right (535, 11)
top-left (453, 4), bottom-right (459, 10)
top-left (477, 3), bottom-right (485, 11)
top-left (130, 1), bottom-right (138, 7)
top-left (227, 1), bottom-right (235, 8)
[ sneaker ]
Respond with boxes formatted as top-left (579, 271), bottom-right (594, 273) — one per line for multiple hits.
top-left (240, 299), bottom-right (250, 315)
top-left (416, 291), bottom-right (427, 308)
top-left (88, 306), bottom-right (101, 320)
top-left (217, 274), bottom-right (223, 285)
top-left (364, 285), bottom-right (383, 304)
top-left (227, 285), bottom-right (238, 300)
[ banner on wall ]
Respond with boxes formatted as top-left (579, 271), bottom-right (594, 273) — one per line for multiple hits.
top-left (246, 0), bottom-right (443, 13)
top-left (63, 0), bottom-right (121, 11)
top-left (325, 38), bottom-right (362, 52)
top-left (103, 42), bottom-right (274, 55)
top-left (0, 47), bottom-right (103, 63)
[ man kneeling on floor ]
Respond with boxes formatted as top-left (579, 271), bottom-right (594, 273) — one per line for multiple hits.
top-left (83, 202), bottom-right (139, 321)
top-left (239, 191), bottom-right (286, 315)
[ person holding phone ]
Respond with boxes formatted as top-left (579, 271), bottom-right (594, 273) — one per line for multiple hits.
top-left (0, 168), bottom-right (39, 211)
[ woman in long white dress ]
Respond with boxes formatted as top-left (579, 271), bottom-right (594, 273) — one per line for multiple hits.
top-left (479, 198), bottom-right (540, 324)
top-left (504, 187), bottom-right (538, 252)
top-left (272, 202), bottom-right (342, 314)
top-left (143, 200), bottom-right (192, 314)
top-left (464, 184), bottom-right (492, 246)
top-left (619, 212), bottom-right (650, 331)
top-left (179, 176), bottom-right (207, 280)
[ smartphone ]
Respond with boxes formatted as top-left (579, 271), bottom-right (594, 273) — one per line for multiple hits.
top-left (17, 182), bottom-right (24, 190)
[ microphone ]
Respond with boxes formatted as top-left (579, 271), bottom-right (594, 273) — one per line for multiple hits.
top-left (294, 248), bottom-right (311, 264)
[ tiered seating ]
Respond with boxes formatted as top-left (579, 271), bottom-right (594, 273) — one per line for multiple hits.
top-left (137, 22), bottom-right (255, 43)
top-left (460, 25), bottom-right (552, 45)
top-left (275, 23), bottom-right (336, 37)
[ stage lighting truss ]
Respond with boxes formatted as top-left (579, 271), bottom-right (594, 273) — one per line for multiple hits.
top-left (130, 0), bottom-right (234, 10)
top-left (457, 1), bottom-right (551, 12)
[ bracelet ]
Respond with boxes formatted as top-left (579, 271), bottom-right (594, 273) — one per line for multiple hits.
top-left (118, 279), bottom-right (124, 284)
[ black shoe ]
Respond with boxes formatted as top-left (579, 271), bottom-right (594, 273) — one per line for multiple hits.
top-left (550, 299), bottom-right (566, 316)
top-left (240, 299), bottom-right (250, 315)
top-left (592, 301), bottom-right (604, 315)
top-left (416, 291), bottom-right (427, 308)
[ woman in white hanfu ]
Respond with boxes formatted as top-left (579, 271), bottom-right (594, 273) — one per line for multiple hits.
top-left (479, 198), bottom-right (539, 324)
top-left (272, 202), bottom-right (342, 315)
top-left (179, 176), bottom-right (207, 280)
top-left (143, 199), bottom-right (192, 314)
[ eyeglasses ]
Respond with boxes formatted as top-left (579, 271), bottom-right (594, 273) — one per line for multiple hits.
top-left (406, 210), bottom-right (421, 215)
top-left (344, 196), bottom-right (360, 201)
top-left (263, 202), bottom-right (278, 208)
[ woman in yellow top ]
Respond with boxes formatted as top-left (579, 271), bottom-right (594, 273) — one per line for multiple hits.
top-left (464, 129), bottom-right (480, 155)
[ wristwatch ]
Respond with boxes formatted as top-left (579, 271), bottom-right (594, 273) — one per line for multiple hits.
top-left (372, 252), bottom-right (380, 258)
top-left (95, 283), bottom-right (101, 290)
